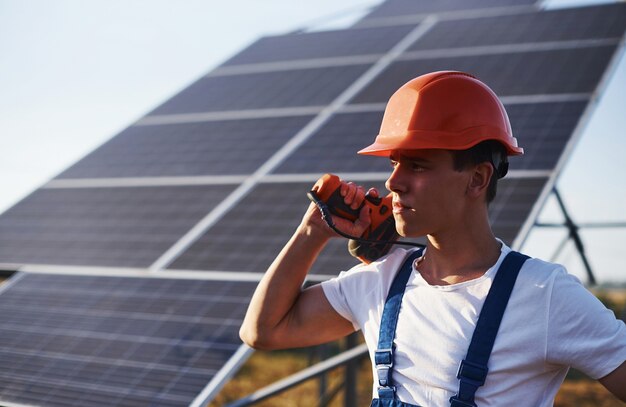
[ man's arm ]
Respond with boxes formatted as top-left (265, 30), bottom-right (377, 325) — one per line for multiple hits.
top-left (599, 360), bottom-right (626, 401)
top-left (239, 182), bottom-right (372, 350)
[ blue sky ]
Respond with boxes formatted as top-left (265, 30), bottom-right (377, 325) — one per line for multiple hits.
top-left (0, 0), bottom-right (624, 283)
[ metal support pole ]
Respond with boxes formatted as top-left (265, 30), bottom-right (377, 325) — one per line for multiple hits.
top-left (318, 379), bottom-right (345, 406)
top-left (318, 345), bottom-right (328, 407)
top-left (552, 188), bottom-right (596, 285)
top-left (343, 333), bottom-right (358, 407)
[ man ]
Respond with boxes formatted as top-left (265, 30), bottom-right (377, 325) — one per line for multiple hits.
top-left (239, 71), bottom-right (626, 406)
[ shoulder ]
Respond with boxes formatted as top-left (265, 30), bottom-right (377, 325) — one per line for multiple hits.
top-left (511, 254), bottom-right (594, 308)
top-left (321, 247), bottom-right (419, 300)
top-left (505, 254), bottom-right (594, 325)
top-left (516, 256), bottom-right (569, 285)
top-left (335, 246), bottom-right (419, 278)
top-left (495, 249), bottom-right (564, 299)
top-left (515, 255), bottom-right (592, 301)
top-left (320, 247), bottom-right (420, 329)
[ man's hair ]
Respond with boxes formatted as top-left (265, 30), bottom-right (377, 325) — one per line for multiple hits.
top-left (451, 140), bottom-right (508, 204)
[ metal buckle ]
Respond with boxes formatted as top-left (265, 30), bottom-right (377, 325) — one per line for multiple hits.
top-left (374, 348), bottom-right (394, 389)
top-left (377, 385), bottom-right (396, 399)
top-left (376, 365), bottom-right (391, 386)
top-left (449, 396), bottom-right (478, 407)
top-left (374, 348), bottom-right (393, 366)
top-left (456, 359), bottom-right (488, 387)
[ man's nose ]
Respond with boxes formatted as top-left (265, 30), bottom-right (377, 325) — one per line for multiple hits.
top-left (385, 164), bottom-right (404, 194)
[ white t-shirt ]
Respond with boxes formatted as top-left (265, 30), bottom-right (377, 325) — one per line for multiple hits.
top-left (321, 243), bottom-right (626, 406)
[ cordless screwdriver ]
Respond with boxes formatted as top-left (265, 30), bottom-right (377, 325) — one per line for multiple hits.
top-left (307, 173), bottom-right (412, 264)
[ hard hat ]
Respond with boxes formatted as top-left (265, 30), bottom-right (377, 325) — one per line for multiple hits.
top-left (358, 71), bottom-right (523, 156)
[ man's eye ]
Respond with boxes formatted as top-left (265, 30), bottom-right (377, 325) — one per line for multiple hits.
top-left (411, 162), bottom-right (425, 172)
top-left (390, 160), bottom-right (399, 168)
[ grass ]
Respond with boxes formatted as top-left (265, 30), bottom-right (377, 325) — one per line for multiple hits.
top-left (556, 374), bottom-right (625, 407)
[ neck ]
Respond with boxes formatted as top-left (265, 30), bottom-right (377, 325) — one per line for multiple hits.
top-left (418, 216), bottom-right (502, 286)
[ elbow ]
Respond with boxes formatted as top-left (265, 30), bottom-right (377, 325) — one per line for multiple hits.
top-left (238, 325), bottom-right (263, 349)
top-left (239, 323), bottom-right (279, 351)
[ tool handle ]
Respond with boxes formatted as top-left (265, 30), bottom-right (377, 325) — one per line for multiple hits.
top-left (309, 174), bottom-right (401, 263)
top-left (311, 174), bottom-right (388, 221)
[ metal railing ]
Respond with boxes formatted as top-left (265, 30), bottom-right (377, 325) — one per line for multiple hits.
top-left (226, 341), bottom-right (369, 407)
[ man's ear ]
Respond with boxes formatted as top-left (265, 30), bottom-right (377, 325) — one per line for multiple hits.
top-left (467, 162), bottom-right (494, 199)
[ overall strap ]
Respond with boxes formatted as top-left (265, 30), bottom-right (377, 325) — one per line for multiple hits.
top-left (449, 251), bottom-right (530, 407)
top-left (375, 249), bottom-right (425, 399)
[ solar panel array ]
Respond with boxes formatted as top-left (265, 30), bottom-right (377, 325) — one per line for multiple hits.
top-left (0, 273), bottom-right (256, 406)
top-left (0, 1), bottom-right (624, 405)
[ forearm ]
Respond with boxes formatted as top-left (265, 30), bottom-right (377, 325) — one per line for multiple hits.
top-left (240, 181), bottom-right (372, 350)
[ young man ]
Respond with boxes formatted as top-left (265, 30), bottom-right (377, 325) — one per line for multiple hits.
top-left (240, 71), bottom-right (626, 406)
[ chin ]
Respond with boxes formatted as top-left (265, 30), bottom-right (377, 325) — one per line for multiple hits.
top-left (395, 223), bottom-right (428, 239)
top-left (399, 230), bottom-right (422, 239)
top-left (395, 222), bottom-right (415, 238)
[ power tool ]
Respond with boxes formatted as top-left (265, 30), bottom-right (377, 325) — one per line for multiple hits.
top-left (307, 173), bottom-right (422, 263)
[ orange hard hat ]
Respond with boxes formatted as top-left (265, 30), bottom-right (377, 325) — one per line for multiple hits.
top-left (358, 71), bottom-right (523, 156)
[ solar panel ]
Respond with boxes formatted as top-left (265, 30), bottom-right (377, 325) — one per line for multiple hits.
top-left (168, 179), bottom-right (388, 275)
top-left (506, 101), bottom-right (588, 171)
top-left (0, 0), bottom-right (624, 405)
top-left (0, 272), bottom-right (256, 407)
top-left (56, 115), bottom-right (315, 179)
top-left (360, 0), bottom-right (536, 20)
top-left (168, 173), bottom-right (548, 275)
top-left (222, 24), bottom-right (417, 66)
top-left (409, 3), bottom-right (626, 50)
top-left (0, 185), bottom-right (236, 267)
top-left (272, 101), bottom-right (588, 174)
top-left (351, 45), bottom-right (618, 103)
top-left (273, 110), bottom-right (390, 174)
top-left (489, 176), bottom-right (548, 244)
top-left (149, 65), bottom-right (371, 115)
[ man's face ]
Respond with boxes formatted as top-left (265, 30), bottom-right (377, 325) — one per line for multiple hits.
top-left (385, 149), bottom-right (471, 238)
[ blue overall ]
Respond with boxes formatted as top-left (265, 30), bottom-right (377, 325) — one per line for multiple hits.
top-left (370, 249), bottom-right (529, 407)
